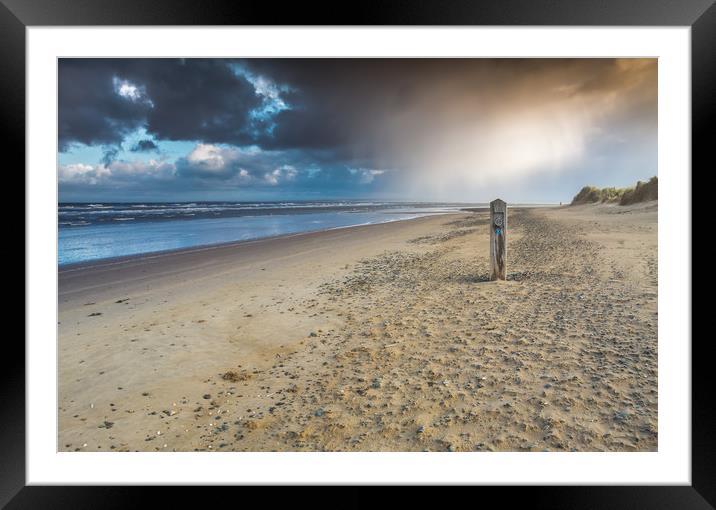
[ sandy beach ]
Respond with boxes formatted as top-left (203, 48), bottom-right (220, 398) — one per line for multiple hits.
top-left (58, 203), bottom-right (657, 452)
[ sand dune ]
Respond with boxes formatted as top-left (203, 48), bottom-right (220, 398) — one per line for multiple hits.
top-left (58, 203), bottom-right (657, 452)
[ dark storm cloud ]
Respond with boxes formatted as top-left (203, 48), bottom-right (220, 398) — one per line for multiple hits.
top-left (130, 139), bottom-right (159, 152)
top-left (59, 59), bottom-right (261, 150)
top-left (242, 59), bottom-right (439, 151)
top-left (59, 60), bottom-right (150, 150)
top-left (59, 57), bottom-right (656, 156)
top-left (241, 58), bottom-right (657, 154)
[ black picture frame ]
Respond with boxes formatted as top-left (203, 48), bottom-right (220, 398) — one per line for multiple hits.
top-left (5, 0), bottom-right (709, 505)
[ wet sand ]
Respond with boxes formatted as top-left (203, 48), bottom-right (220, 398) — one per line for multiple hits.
top-left (58, 203), bottom-right (657, 452)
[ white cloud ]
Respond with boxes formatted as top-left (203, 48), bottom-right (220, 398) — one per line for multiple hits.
top-left (186, 143), bottom-right (236, 172)
top-left (179, 143), bottom-right (302, 187)
top-left (263, 170), bottom-right (280, 185)
top-left (263, 166), bottom-right (296, 186)
top-left (112, 76), bottom-right (154, 107)
top-left (185, 144), bottom-right (266, 174)
top-left (362, 169), bottom-right (385, 184)
top-left (58, 163), bottom-right (111, 185)
top-left (349, 168), bottom-right (386, 184)
top-left (280, 165), bottom-right (297, 180)
top-left (58, 159), bottom-right (175, 186)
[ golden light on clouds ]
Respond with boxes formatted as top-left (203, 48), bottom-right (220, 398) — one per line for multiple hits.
top-left (372, 58), bottom-right (658, 199)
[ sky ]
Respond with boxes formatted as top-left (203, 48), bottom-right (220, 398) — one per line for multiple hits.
top-left (58, 58), bottom-right (657, 203)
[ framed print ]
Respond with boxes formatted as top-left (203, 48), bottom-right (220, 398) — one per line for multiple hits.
top-left (6, 0), bottom-right (710, 504)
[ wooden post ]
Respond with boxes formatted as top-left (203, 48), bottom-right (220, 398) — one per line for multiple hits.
top-left (490, 199), bottom-right (507, 281)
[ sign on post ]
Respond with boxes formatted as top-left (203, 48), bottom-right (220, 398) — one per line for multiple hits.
top-left (490, 199), bottom-right (507, 281)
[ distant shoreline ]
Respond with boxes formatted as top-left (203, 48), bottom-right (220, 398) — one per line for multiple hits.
top-left (58, 213), bottom-right (456, 272)
top-left (58, 202), bottom-right (561, 268)
top-left (58, 211), bottom-right (460, 274)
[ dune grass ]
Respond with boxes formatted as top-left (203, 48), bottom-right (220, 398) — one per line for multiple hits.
top-left (571, 176), bottom-right (657, 206)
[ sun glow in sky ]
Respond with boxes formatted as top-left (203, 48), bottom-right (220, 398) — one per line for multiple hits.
top-left (58, 58), bottom-right (657, 203)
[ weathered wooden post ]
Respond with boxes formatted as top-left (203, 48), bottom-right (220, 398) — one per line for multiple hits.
top-left (490, 199), bottom-right (507, 281)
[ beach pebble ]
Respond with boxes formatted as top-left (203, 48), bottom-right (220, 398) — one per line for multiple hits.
top-left (613, 411), bottom-right (630, 423)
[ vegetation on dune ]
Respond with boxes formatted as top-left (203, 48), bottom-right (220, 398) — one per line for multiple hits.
top-left (619, 176), bottom-right (658, 205)
top-left (571, 186), bottom-right (629, 204)
top-left (571, 176), bottom-right (657, 206)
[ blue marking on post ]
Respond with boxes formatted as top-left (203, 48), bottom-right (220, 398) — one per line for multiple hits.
top-left (495, 228), bottom-right (502, 235)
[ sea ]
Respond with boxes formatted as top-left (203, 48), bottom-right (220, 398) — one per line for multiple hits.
top-left (58, 201), bottom-right (480, 266)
